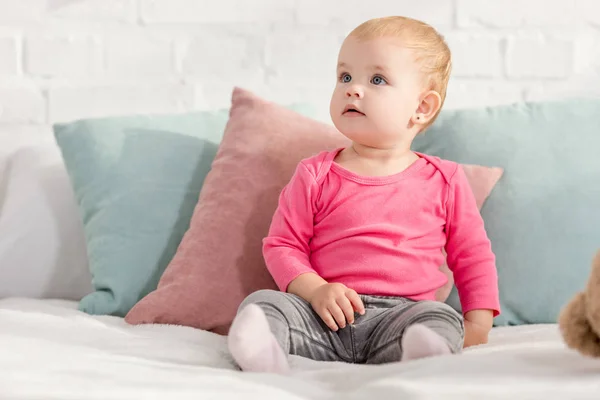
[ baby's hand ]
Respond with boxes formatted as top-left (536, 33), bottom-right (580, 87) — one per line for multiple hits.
top-left (464, 320), bottom-right (490, 347)
top-left (308, 283), bottom-right (365, 331)
top-left (463, 309), bottom-right (494, 348)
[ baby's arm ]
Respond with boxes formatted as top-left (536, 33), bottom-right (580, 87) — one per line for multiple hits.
top-left (444, 165), bottom-right (500, 347)
top-left (263, 162), bottom-right (319, 292)
top-left (263, 162), bottom-right (364, 330)
top-left (287, 272), bottom-right (328, 300)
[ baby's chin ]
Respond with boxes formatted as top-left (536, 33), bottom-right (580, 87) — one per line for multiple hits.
top-left (334, 118), bottom-right (369, 134)
top-left (338, 129), bottom-right (389, 148)
top-left (336, 126), bottom-right (368, 140)
top-left (338, 127), bottom-right (411, 149)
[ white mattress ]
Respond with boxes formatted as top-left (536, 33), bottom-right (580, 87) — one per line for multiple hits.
top-left (1, 298), bottom-right (599, 400)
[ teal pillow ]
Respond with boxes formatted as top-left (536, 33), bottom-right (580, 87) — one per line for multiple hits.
top-left (54, 112), bottom-right (227, 316)
top-left (412, 99), bottom-right (600, 326)
top-left (54, 104), bottom-right (316, 317)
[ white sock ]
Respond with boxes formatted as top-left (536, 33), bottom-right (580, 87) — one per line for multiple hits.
top-left (400, 323), bottom-right (452, 361)
top-left (227, 304), bottom-right (290, 373)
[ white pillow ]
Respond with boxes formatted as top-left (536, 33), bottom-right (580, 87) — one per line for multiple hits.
top-left (0, 143), bottom-right (92, 300)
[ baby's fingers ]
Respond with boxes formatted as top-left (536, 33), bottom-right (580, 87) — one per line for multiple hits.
top-left (317, 309), bottom-right (339, 331)
top-left (346, 290), bottom-right (365, 315)
top-left (327, 304), bottom-right (347, 330)
top-left (336, 296), bottom-right (355, 325)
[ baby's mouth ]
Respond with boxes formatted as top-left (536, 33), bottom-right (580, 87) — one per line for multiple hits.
top-left (343, 106), bottom-right (365, 116)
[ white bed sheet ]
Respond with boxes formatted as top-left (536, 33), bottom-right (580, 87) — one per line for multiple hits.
top-left (1, 298), bottom-right (599, 400)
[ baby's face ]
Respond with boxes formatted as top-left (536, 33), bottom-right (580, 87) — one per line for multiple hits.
top-left (330, 36), bottom-right (425, 148)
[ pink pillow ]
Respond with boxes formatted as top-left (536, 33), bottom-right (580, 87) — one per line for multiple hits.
top-left (125, 87), bottom-right (503, 334)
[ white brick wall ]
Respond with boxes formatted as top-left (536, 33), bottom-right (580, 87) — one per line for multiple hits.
top-left (105, 34), bottom-right (174, 77)
top-left (0, 36), bottom-right (19, 75)
top-left (141, 0), bottom-right (296, 24)
top-left (50, 0), bottom-right (138, 22)
top-left (0, 83), bottom-right (46, 123)
top-left (180, 31), bottom-right (265, 83)
top-left (25, 34), bottom-right (104, 78)
top-left (0, 0), bottom-right (47, 22)
top-left (444, 33), bottom-right (503, 78)
top-left (506, 34), bottom-right (574, 79)
top-left (48, 84), bottom-right (194, 122)
top-left (295, 0), bottom-right (454, 28)
top-left (457, 0), bottom-right (579, 28)
top-left (0, 0), bottom-right (599, 147)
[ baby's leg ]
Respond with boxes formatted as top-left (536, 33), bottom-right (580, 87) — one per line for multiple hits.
top-left (400, 323), bottom-right (454, 361)
top-left (228, 300), bottom-right (289, 373)
top-left (228, 289), bottom-right (348, 373)
top-left (365, 300), bottom-right (464, 364)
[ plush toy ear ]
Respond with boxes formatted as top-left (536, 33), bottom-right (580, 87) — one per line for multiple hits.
top-left (584, 251), bottom-right (600, 340)
top-left (558, 250), bottom-right (600, 358)
top-left (559, 292), bottom-right (600, 357)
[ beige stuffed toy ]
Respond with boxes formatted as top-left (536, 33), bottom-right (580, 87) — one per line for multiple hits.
top-left (558, 250), bottom-right (600, 358)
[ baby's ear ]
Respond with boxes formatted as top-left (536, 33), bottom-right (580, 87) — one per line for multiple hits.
top-left (412, 90), bottom-right (442, 128)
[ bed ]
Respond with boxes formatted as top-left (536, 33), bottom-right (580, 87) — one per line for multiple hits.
top-left (2, 93), bottom-right (600, 400)
top-left (1, 297), bottom-right (599, 399)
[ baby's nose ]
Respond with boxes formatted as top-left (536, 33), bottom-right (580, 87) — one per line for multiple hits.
top-left (346, 85), bottom-right (364, 98)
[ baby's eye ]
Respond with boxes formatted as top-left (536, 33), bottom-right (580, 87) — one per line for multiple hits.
top-left (371, 75), bottom-right (387, 85)
top-left (340, 73), bottom-right (352, 83)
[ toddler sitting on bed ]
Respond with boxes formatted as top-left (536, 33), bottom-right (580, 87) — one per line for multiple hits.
top-left (227, 16), bottom-right (501, 373)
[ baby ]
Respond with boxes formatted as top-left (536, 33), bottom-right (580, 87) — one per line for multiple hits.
top-left (228, 16), bottom-right (500, 373)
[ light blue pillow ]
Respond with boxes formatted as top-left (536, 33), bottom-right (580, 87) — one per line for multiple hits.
top-left (54, 112), bottom-right (227, 317)
top-left (412, 98), bottom-right (600, 326)
top-left (54, 104), bottom-right (316, 318)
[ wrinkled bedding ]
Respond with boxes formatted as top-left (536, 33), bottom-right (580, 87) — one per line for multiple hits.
top-left (1, 298), bottom-right (599, 400)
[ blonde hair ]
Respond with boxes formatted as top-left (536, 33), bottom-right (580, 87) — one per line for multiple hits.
top-left (349, 16), bottom-right (452, 129)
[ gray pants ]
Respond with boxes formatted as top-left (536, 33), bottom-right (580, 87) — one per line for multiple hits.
top-left (238, 289), bottom-right (464, 364)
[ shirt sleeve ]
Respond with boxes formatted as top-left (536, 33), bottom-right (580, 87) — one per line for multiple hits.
top-left (263, 162), bottom-right (319, 292)
top-left (444, 165), bottom-right (501, 317)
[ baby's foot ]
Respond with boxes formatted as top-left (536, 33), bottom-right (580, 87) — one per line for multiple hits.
top-left (400, 323), bottom-right (452, 361)
top-left (227, 304), bottom-right (290, 373)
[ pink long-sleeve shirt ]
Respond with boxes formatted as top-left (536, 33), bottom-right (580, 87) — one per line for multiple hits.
top-left (263, 148), bottom-right (500, 316)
